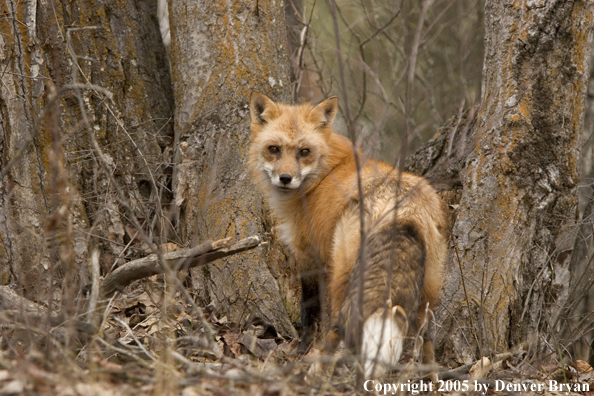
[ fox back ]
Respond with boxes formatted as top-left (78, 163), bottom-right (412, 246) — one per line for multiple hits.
top-left (248, 92), bottom-right (448, 378)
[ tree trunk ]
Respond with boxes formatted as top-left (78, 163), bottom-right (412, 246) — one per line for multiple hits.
top-left (169, 1), bottom-right (298, 338)
top-left (570, 43), bottom-right (594, 362)
top-left (0, 0), bottom-right (173, 306)
top-left (407, 0), bottom-right (594, 366)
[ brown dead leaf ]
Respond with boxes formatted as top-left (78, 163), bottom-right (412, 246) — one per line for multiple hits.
top-left (221, 337), bottom-right (236, 358)
top-left (550, 364), bottom-right (579, 382)
top-left (215, 321), bottom-right (242, 336)
top-left (570, 360), bottom-right (594, 383)
top-left (222, 333), bottom-right (247, 358)
top-left (573, 360), bottom-right (593, 374)
top-left (238, 333), bottom-right (277, 359)
top-left (275, 339), bottom-right (299, 359)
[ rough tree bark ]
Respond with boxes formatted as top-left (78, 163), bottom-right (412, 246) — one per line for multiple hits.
top-left (568, 45), bottom-right (594, 361)
top-left (0, 0), bottom-right (173, 305)
top-left (169, 1), bottom-right (299, 337)
top-left (407, 0), bottom-right (594, 365)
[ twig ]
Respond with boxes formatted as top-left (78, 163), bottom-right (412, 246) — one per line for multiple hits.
top-left (100, 235), bottom-right (261, 298)
top-left (87, 250), bottom-right (100, 327)
top-left (328, 1), bottom-right (368, 384)
top-left (62, 30), bottom-right (221, 356)
top-left (112, 316), bottom-right (157, 362)
top-left (451, 233), bottom-right (481, 356)
top-left (95, 337), bottom-right (153, 369)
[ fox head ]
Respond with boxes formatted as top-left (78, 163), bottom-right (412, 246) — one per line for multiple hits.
top-left (248, 92), bottom-right (338, 194)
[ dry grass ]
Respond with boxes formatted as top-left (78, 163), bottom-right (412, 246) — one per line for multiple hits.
top-left (1, 277), bottom-right (594, 395)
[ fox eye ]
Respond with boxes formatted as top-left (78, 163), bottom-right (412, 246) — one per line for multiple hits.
top-left (299, 148), bottom-right (310, 158)
top-left (268, 146), bottom-right (280, 154)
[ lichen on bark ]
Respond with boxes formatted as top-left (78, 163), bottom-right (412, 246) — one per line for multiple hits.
top-left (407, 0), bottom-right (594, 365)
top-left (0, 0), bottom-right (173, 305)
top-left (169, 0), bottom-right (298, 337)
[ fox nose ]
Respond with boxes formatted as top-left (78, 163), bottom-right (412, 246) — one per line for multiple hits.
top-left (279, 174), bottom-right (292, 185)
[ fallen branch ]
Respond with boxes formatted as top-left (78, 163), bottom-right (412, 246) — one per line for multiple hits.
top-left (100, 235), bottom-right (262, 298)
top-left (0, 285), bottom-right (47, 313)
top-left (0, 236), bottom-right (262, 345)
top-left (0, 286), bottom-right (95, 342)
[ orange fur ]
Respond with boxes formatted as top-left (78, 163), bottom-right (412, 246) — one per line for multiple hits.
top-left (248, 92), bottom-right (447, 376)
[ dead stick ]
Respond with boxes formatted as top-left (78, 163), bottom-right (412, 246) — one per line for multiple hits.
top-left (0, 285), bottom-right (48, 313)
top-left (100, 235), bottom-right (262, 298)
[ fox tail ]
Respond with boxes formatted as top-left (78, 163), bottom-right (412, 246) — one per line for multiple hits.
top-left (362, 303), bottom-right (408, 378)
top-left (340, 221), bottom-right (426, 378)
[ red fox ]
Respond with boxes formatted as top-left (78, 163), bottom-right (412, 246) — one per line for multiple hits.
top-left (248, 92), bottom-right (448, 378)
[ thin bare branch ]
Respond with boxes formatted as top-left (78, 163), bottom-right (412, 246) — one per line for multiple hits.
top-left (100, 235), bottom-right (262, 298)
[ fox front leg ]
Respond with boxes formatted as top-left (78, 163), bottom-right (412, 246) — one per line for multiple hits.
top-left (297, 274), bottom-right (322, 355)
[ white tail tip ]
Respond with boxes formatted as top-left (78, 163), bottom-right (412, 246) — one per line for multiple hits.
top-left (362, 306), bottom-right (405, 378)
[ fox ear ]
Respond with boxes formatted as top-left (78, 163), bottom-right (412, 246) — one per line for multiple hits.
top-left (250, 91), bottom-right (279, 129)
top-left (309, 96), bottom-right (338, 129)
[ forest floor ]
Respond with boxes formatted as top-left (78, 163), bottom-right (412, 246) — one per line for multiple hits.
top-left (1, 276), bottom-right (593, 396)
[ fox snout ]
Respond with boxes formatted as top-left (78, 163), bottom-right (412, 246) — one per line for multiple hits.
top-left (270, 170), bottom-right (301, 190)
top-left (279, 174), bottom-right (293, 185)
top-left (265, 154), bottom-right (304, 190)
